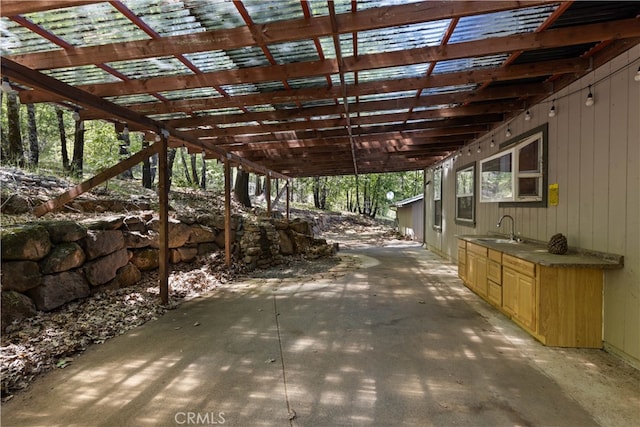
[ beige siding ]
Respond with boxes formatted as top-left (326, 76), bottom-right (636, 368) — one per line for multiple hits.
top-left (424, 46), bottom-right (640, 366)
top-left (396, 200), bottom-right (424, 242)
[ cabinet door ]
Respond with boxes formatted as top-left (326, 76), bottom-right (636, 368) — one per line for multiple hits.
top-left (457, 247), bottom-right (467, 281)
top-left (516, 274), bottom-right (536, 331)
top-left (502, 267), bottom-right (518, 316)
top-left (475, 256), bottom-right (488, 297)
top-left (466, 252), bottom-right (477, 290)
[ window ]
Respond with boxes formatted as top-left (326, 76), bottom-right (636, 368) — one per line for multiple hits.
top-left (480, 124), bottom-right (547, 207)
top-left (433, 167), bottom-right (442, 229)
top-left (455, 163), bottom-right (475, 226)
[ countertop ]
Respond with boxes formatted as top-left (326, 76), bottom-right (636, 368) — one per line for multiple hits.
top-left (457, 235), bottom-right (624, 269)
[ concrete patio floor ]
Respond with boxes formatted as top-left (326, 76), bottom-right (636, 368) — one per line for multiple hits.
top-left (2, 242), bottom-right (638, 426)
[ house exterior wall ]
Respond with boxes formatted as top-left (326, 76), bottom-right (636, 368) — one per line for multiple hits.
top-left (396, 200), bottom-right (424, 242)
top-left (423, 46), bottom-right (640, 367)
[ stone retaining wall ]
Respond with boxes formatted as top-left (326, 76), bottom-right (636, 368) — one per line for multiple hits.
top-left (1, 213), bottom-right (336, 331)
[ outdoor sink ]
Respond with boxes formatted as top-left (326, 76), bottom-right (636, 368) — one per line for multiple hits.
top-left (476, 237), bottom-right (523, 244)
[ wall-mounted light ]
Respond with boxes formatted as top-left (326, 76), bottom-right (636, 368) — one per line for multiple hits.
top-left (155, 133), bottom-right (161, 142)
top-left (122, 124), bottom-right (130, 137)
top-left (585, 85), bottom-right (594, 107)
top-left (467, 148), bottom-right (471, 156)
top-left (635, 66), bottom-right (640, 82)
top-left (548, 99), bottom-right (556, 118)
top-left (72, 109), bottom-right (81, 121)
top-left (525, 110), bottom-right (531, 121)
top-left (490, 136), bottom-right (495, 148)
top-left (1, 78), bottom-right (13, 93)
top-left (505, 126), bottom-right (512, 138)
top-left (476, 145), bottom-right (482, 154)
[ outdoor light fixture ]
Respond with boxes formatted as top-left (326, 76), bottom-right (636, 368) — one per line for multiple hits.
top-left (548, 100), bottom-right (556, 117)
top-left (72, 109), bottom-right (81, 121)
top-left (635, 66), bottom-right (640, 82)
top-left (585, 85), bottom-right (594, 107)
top-left (467, 148), bottom-right (471, 156)
top-left (525, 110), bottom-right (531, 121)
top-left (1, 78), bottom-right (13, 93)
top-left (122, 124), bottom-right (130, 137)
top-left (505, 126), bottom-right (512, 138)
top-left (490, 137), bottom-right (495, 148)
top-left (476, 145), bottom-right (482, 154)
top-left (155, 133), bottom-right (161, 142)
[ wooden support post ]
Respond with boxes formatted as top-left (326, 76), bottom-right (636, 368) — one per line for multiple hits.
top-left (224, 158), bottom-right (232, 267)
top-left (265, 175), bottom-right (271, 216)
top-left (158, 135), bottom-right (169, 305)
top-left (286, 182), bottom-right (290, 221)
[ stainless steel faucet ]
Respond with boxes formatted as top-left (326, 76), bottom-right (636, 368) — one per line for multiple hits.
top-left (497, 214), bottom-right (516, 241)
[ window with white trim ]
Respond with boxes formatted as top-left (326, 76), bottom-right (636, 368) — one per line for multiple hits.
top-left (455, 163), bottom-right (475, 225)
top-left (433, 167), bottom-right (442, 229)
top-left (480, 124), bottom-right (547, 206)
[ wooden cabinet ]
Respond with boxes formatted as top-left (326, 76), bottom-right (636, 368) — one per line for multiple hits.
top-left (457, 240), bottom-right (467, 282)
top-left (457, 238), bottom-right (604, 348)
top-left (466, 243), bottom-right (488, 297)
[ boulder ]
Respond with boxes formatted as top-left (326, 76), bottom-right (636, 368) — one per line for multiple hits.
top-left (28, 271), bottom-right (90, 311)
top-left (1, 224), bottom-right (51, 261)
top-left (81, 230), bottom-right (125, 260)
top-left (147, 218), bottom-right (192, 248)
top-left (290, 230), bottom-right (312, 254)
top-left (1, 261), bottom-right (42, 292)
top-left (39, 242), bottom-right (86, 274)
top-left (188, 224), bottom-right (216, 244)
top-left (289, 219), bottom-right (312, 236)
top-left (278, 230), bottom-right (294, 255)
top-left (41, 220), bottom-right (87, 243)
top-left (105, 263), bottom-right (141, 289)
top-left (122, 231), bottom-right (154, 249)
top-left (83, 248), bottom-right (129, 286)
top-left (1, 291), bottom-right (37, 331)
top-left (130, 248), bottom-right (159, 271)
top-left (198, 242), bottom-right (219, 255)
top-left (0, 193), bottom-right (30, 214)
top-left (79, 215), bottom-right (125, 230)
top-left (214, 230), bottom-right (235, 249)
top-left (122, 216), bottom-right (147, 233)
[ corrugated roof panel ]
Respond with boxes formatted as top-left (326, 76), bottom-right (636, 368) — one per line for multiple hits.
top-left (180, 0), bottom-right (244, 30)
top-left (359, 63), bottom-right (431, 82)
top-left (217, 121), bottom-right (260, 128)
top-left (148, 112), bottom-right (189, 120)
top-left (43, 65), bottom-right (121, 85)
top-left (318, 36), bottom-right (337, 59)
top-left (359, 109), bottom-right (409, 117)
top-left (224, 46), bottom-right (271, 68)
top-left (450, 5), bottom-right (555, 43)
top-left (24, 3), bottom-right (148, 48)
top-left (358, 20), bottom-right (450, 55)
top-left (358, 91), bottom-right (417, 102)
top-left (105, 94), bottom-right (160, 105)
top-left (197, 107), bottom-right (244, 116)
top-left (271, 103), bottom-right (299, 110)
top-left (549, 1), bottom-right (640, 28)
top-left (124, 0), bottom-right (206, 37)
top-left (412, 104), bottom-right (458, 112)
top-left (107, 57), bottom-right (193, 79)
top-left (421, 84), bottom-right (477, 96)
top-left (183, 51), bottom-right (239, 73)
top-left (0, 18), bottom-right (60, 55)
top-left (158, 87), bottom-right (222, 100)
top-left (355, 0), bottom-right (424, 11)
top-left (245, 105), bottom-right (276, 113)
top-left (287, 76), bottom-right (329, 90)
top-left (301, 99), bottom-right (338, 108)
top-left (338, 33), bottom-right (354, 57)
top-left (514, 43), bottom-right (597, 65)
top-left (219, 82), bottom-right (260, 96)
top-left (242, 0), bottom-right (304, 24)
top-left (330, 72), bottom-right (355, 86)
top-left (253, 81), bottom-right (286, 92)
top-left (432, 55), bottom-right (508, 74)
top-left (269, 39), bottom-right (320, 64)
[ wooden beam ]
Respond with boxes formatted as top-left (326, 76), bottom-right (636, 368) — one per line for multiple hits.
top-left (8, 1), bottom-right (555, 69)
top-left (286, 183), bottom-right (290, 221)
top-left (33, 143), bottom-right (161, 217)
top-left (158, 134), bottom-right (169, 305)
top-left (0, 0), bottom-right (99, 17)
top-left (265, 176), bottom-right (272, 216)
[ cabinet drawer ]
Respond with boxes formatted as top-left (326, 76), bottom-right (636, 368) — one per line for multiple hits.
top-left (488, 249), bottom-right (502, 262)
top-left (458, 239), bottom-right (467, 249)
top-left (488, 280), bottom-right (502, 306)
top-left (467, 242), bottom-right (488, 257)
top-left (487, 259), bottom-right (501, 284)
top-left (502, 254), bottom-right (536, 277)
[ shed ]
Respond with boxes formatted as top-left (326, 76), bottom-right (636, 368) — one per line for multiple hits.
top-left (392, 194), bottom-right (424, 242)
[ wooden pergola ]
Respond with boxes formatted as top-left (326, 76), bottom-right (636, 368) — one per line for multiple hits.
top-left (2, 0), bottom-right (639, 303)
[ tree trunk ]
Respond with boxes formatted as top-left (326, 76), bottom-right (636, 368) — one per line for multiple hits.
top-left (55, 107), bottom-right (70, 171)
top-left (167, 148), bottom-right (177, 192)
top-left (200, 154), bottom-right (206, 190)
top-left (26, 104), bottom-right (39, 167)
top-left (142, 140), bottom-right (152, 188)
top-left (179, 147), bottom-right (191, 184)
top-left (234, 169), bottom-right (251, 208)
top-left (71, 120), bottom-right (84, 178)
top-left (355, 175), bottom-right (361, 214)
top-left (150, 152), bottom-right (158, 185)
top-left (190, 153), bottom-right (199, 185)
top-left (254, 174), bottom-right (262, 196)
top-left (6, 91), bottom-right (24, 166)
top-left (118, 129), bottom-right (134, 179)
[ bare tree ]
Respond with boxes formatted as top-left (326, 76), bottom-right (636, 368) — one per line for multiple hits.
top-left (5, 90), bottom-right (24, 166)
top-left (26, 104), bottom-right (39, 167)
top-left (234, 169), bottom-right (251, 208)
top-left (54, 107), bottom-right (70, 171)
top-left (70, 120), bottom-right (84, 177)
